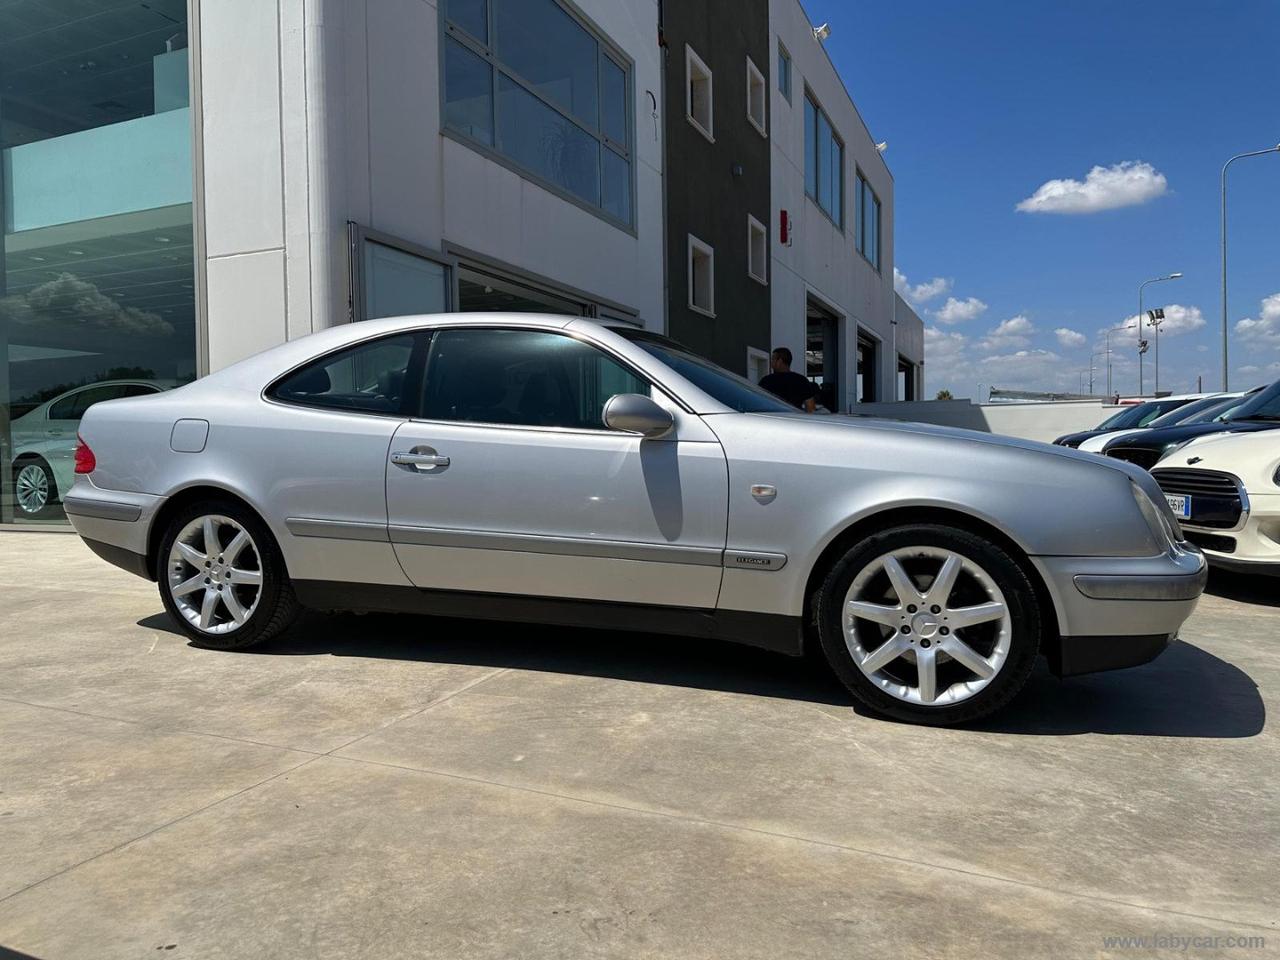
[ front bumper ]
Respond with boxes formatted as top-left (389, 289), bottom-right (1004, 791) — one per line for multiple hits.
top-left (1032, 545), bottom-right (1206, 677)
top-left (1184, 491), bottom-right (1280, 577)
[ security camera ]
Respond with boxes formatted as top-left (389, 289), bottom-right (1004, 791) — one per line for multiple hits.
top-left (813, 22), bottom-right (831, 41)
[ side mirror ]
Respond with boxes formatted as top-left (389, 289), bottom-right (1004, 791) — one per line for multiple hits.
top-left (602, 393), bottom-right (674, 439)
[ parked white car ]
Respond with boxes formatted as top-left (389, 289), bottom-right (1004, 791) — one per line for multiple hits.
top-left (9, 380), bottom-right (175, 517)
top-left (1152, 430), bottom-right (1280, 575)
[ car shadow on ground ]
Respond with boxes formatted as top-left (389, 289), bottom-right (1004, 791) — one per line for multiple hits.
top-left (1205, 568), bottom-right (1280, 607)
top-left (138, 611), bottom-right (1265, 739)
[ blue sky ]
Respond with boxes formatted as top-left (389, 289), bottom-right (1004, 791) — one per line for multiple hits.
top-left (804, 0), bottom-right (1280, 399)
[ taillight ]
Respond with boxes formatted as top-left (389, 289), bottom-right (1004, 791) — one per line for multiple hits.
top-left (74, 434), bottom-right (96, 474)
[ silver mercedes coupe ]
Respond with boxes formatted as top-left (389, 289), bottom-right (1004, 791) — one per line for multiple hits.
top-left (63, 314), bottom-right (1206, 725)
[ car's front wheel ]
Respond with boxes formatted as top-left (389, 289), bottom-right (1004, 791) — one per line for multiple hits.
top-left (814, 524), bottom-right (1042, 725)
top-left (157, 500), bottom-right (300, 649)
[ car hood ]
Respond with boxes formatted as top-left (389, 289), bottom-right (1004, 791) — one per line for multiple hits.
top-left (1105, 418), bottom-right (1278, 451)
top-left (1157, 429), bottom-right (1280, 489)
top-left (1055, 428), bottom-right (1115, 446)
top-left (751, 411), bottom-right (1151, 478)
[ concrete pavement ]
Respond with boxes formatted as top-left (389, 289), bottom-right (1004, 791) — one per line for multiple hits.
top-left (0, 530), bottom-right (1275, 958)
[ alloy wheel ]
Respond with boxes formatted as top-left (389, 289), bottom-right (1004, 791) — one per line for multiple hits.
top-left (843, 546), bottom-right (1012, 707)
top-left (15, 463), bottom-right (51, 515)
top-left (167, 515), bottom-right (263, 634)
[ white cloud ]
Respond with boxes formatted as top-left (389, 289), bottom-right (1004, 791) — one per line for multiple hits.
top-left (1015, 161), bottom-right (1168, 215)
top-left (894, 268), bottom-right (952, 305)
top-left (1235, 292), bottom-right (1280, 347)
top-left (1115, 303), bottom-right (1206, 340)
top-left (1055, 327), bottom-right (1087, 348)
top-left (978, 315), bottom-right (1035, 353)
top-left (932, 296), bottom-right (988, 325)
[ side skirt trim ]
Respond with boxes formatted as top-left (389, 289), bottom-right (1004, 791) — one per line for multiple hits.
top-left (292, 580), bottom-right (804, 656)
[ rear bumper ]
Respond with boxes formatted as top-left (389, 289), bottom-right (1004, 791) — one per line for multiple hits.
top-left (63, 478), bottom-right (162, 580)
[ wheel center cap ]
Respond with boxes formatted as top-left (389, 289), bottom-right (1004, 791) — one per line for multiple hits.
top-left (911, 612), bottom-right (941, 638)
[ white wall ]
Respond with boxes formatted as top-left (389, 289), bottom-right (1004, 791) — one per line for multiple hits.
top-left (769, 0), bottom-right (895, 410)
top-left (854, 399), bottom-right (1114, 444)
top-left (197, 0), bottom-right (665, 373)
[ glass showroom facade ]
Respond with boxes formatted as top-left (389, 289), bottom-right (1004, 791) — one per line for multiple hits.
top-left (0, 0), bottom-right (195, 524)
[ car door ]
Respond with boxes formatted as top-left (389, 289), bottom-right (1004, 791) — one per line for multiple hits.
top-left (262, 330), bottom-right (425, 586)
top-left (386, 325), bottom-right (729, 609)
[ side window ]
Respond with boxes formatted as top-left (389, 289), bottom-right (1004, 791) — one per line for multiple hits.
top-left (422, 328), bottom-right (649, 430)
top-left (121, 384), bottom-right (161, 399)
top-left (50, 384), bottom-right (133, 421)
top-left (271, 334), bottom-right (417, 415)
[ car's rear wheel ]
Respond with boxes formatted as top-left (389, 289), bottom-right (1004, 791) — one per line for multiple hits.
top-left (814, 524), bottom-right (1042, 725)
top-left (157, 500), bottom-right (299, 650)
top-left (13, 457), bottom-right (58, 518)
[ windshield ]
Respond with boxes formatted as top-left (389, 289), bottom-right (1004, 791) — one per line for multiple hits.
top-left (1147, 395), bottom-right (1233, 427)
top-left (617, 331), bottom-right (795, 413)
top-left (1227, 381), bottom-right (1280, 421)
top-left (1096, 397), bottom-right (1193, 430)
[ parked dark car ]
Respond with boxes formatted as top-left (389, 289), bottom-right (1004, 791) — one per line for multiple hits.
top-left (1053, 395), bottom-right (1202, 448)
top-left (1104, 381), bottom-right (1280, 470)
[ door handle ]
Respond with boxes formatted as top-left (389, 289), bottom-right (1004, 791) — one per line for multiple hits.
top-left (391, 451), bottom-right (450, 469)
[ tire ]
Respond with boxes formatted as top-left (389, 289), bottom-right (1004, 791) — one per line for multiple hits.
top-left (157, 499), bottom-right (300, 650)
top-left (12, 457), bottom-right (59, 519)
top-left (813, 523), bottom-right (1042, 726)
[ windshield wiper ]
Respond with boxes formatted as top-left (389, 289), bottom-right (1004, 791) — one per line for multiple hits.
top-left (1236, 414), bottom-right (1280, 422)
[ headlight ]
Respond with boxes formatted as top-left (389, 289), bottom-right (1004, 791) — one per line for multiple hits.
top-left (1131, 480), bottom-right (1184, 547)
top-left (1273, 462), bottom-right (1280, 488)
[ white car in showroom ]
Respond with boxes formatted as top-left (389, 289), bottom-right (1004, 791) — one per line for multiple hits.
top-left (9, 379), bottom-right (176, 518)
top-left (1153, 430), bottom-right (1280, 575)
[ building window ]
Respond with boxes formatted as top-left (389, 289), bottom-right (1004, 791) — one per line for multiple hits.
top-left (1, 2), bottom-right (196, 525)
top-left (804, 92), bottom-right (843, 228)
top-left (442, 0), bottom-right (634, 227)
top-left (688, 235), bottom-right (715, 316)
top-left (746, 57), bottom-right (767, 136)
top-left (898, 356), bottom-right (917, 401)
top-left (747, 215), bottom-right (768, 284)
top-left (857, 331), bottom-right (879, 403)
top-left (777, 44), bottom-right (792, 102)
top-left (685, 45), bottom-right (714, 142)
top-left (856, 172), bottom-right (881, 270)
top-left (351, 226), bottom-right (452, 322)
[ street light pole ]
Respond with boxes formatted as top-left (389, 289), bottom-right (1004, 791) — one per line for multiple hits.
top-left (1221, 144), bottom-right (1280, 391)
top-left (1138, 273), bottom-right (1182, 396)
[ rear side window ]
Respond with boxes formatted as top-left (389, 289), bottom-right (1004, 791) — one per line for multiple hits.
top-left (48, 383), bottom-right (143, 421)
top-left (270, 334), bottom-right (418, 415)
top-left (420, 328), bottom-right (650, 430)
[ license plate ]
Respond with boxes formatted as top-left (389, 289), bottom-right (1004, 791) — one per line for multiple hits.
top-left (1165, 493), bottom-right (1192, 519)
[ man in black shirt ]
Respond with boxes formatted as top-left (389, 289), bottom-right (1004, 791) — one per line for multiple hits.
top-left (758, 347), bottom-right (819, 412)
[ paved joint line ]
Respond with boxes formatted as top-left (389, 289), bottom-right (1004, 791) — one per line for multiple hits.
top-left (0, 694), bottom-right (326, 759)
top-left (325, 753), bottom-right (1276, 935)
top-left (0, 755), bottom-right (320, 907)
top-left (323, 667), bottom-right (512, 757)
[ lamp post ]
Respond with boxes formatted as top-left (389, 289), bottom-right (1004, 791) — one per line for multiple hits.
top-left (1089, 351), bottom-right (1105, 394)
top-left (1138, 273), bottom-right (1181, 395)
top-left (1221, 144), bottom-right (1280, 390)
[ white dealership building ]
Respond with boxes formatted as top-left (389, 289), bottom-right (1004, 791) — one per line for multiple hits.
top-left (0, 0), bottom-right (919, 526)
